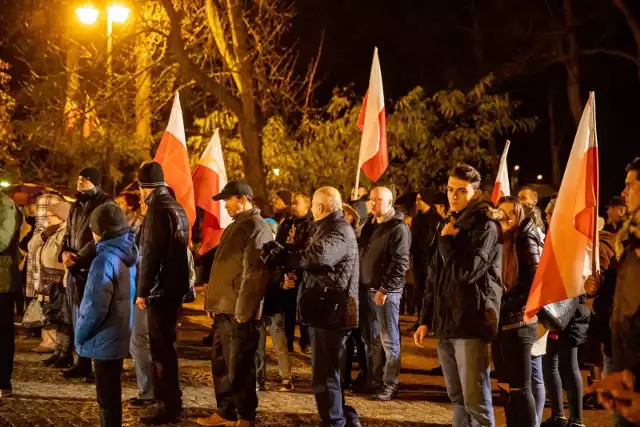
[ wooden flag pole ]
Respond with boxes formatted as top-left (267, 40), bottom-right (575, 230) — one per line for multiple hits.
top-left (589, 91), bottom-right (599, 276)
top-left (353, 166), bottom-right (361, 202)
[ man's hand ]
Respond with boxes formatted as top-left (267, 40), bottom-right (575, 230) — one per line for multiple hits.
top-left (374, 290), bottom-right (387, 306)
top-left (235, 315), bottom-right (249, 324)
top-left (585, 274), bottom-right (600, 296)
top-left (61, 251), bottom-right (77, 268)
top-left (441, 221), bottom-right (459, 237)
top-left (413, 325), bottom-right (429, 348)
top-left (136, 297), bottom-right (147, 310)
top-left (282, 273), bottom-right (297, 290)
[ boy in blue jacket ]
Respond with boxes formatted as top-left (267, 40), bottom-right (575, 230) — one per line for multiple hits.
top-left (75, 203), bottom-right (138, 427)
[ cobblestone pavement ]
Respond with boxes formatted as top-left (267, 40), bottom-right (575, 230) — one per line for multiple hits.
top-left (0, 294), bottom-right (616, 426)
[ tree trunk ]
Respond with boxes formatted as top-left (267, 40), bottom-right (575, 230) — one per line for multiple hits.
top-left (135, 32), bottom-right (152, 158)
top-left (548, 88), bottom-right (562, 187)
top-left (563, 0), bottom-right (582, 125)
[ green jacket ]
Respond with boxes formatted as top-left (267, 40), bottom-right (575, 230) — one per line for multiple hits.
top-left (0, 193), bottom-right (22, 294)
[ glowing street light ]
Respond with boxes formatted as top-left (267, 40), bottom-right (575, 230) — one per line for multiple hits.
top-left (76, 7), bottom-right (99, 25)
top-left (0, 181), bottom-right (10, 188)
top-left (537, 174), bottom-right (543, 181)
top-left (514, 165), bottom-right (520, 171)
top-left (273, 168), bottom-right (281, 177)
top-left (108, 5), bottom-right (130, 23)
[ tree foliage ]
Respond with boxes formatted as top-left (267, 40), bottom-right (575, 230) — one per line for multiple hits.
top-left (0, 57), bottom-right (17, 177)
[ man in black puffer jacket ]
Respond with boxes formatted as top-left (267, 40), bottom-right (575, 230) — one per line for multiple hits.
top-left (415, 164), bottom-right (502, 427)
top-left (59, 167), bottom-right (111, 380)
top-left (359, 187), bottom-right (411, 400)
top-left (135, 162), bottom-right (190, 425)
top-left (263, 186), bottom-right (360, 427)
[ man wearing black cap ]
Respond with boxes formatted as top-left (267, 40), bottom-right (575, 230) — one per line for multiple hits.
top-left (59, 166), bottom-right (111, 380)
top-left (197, 180), bottom-right (272, 427)
top-left (605, 196), bottom-right (628, 233)
top-left (135, 161), bottom-right (190, 425)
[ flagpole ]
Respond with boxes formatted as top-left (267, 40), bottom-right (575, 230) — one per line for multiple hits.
top-left (353, 166), bottom-right (361, 202)
top-left (589, 91), bottom-right (599, 276)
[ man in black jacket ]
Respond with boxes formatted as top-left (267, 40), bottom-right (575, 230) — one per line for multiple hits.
top-left (197, 181), bottom-right (272, 427)
top-left (59, 167), bottom-right (111, 379)
top-left (263, 186), bottom-right (360, 427)
top-left (414, 164), bottom-right (502, 427)
top-left (135, 162), bottom-right (190, 425)
top-left (359, 187), bottom-right (411, 400)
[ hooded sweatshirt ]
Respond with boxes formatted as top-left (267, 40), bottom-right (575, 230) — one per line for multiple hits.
top-left (75, 230), bottom-right (138, 360)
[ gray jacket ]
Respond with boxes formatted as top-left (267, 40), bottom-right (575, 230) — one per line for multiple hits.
top-left (205, 208), bottom-right (273, 321)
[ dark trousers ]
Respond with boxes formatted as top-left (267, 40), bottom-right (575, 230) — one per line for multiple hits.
top-left (543, 333), bottom-right (583, 424)
top-left (310, 327), bottom-right (360, 427)
top-left (147, 298), bottom-right (182, 412)
top-left (283, 289), bottom-right (297, 351)
top-left (493, 324), bottom-right (537, 427)
top-left (0, 293), bottom-right (15, 391)
top-left (344, 327), bottom-right (367, 389)
top-left (212, 313), bottom-right (260, 422)
top-left (94, 358), bottom-right (123, 427)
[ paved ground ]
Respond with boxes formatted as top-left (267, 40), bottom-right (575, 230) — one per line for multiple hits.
top-left (0, 290), bottom-right (615, 426)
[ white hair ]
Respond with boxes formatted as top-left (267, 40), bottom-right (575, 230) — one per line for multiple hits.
top-left (314, 187), bottom-right (343, 213)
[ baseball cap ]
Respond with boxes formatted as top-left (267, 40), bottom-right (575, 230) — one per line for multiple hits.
top-left (213, 180), bottom-right (254, 201)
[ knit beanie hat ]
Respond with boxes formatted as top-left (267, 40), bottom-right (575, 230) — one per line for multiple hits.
top-left (138, 162), bottom-right (166, 189)
top-left (276, 190), bottom-right (293, 206)
top-left (48, 202), bottom-right (71, 222)
top-left (79, 167), bottom-right (102, 187)
top-left (90, 203), bottom-right (128, 238)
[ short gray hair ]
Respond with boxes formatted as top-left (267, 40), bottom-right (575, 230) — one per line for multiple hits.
top-left (314, 187), bottom-right (343, 213)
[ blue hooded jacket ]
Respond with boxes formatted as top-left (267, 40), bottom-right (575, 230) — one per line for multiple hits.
top-left (75, 230), bottom-right (138, 360)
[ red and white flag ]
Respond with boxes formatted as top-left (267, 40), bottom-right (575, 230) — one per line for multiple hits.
top-left (524, 92), bottom-right (599, 321)
top-left (491, 140), bottom-right (511, 205)
top-left (356, 47), bottom-right (388, 182)
top-left (154, 92), bottom-right (196, 238)
top-left (192, 129), bottom-right (231, 255)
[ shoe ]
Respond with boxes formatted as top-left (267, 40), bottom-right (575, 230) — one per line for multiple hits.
top-left (127, 397), bottom-right (155, 407)
top-left (425, 366), bottom-right (443, 376)
top-left (140, 407), bottom-right (180, 425)
top-left (235, 421), bottom-right (255, 427)
top-left (52, 354), bottom-right (73, 369)
top-left (567, 424), bottom-right (585, 427)
top-left (373, 386), bottom-right (397, 401)
top-left (202, 332), bottom-right (213, 346)
top-left (583, 392), bottom-right (604, 410)
top-left (42, 352), bottom-right (61, 367)
top-left (256, 382), bottom-right (266, 392)
top-left (0, 389), bottom-right (12, 398)
top-left (33, 345), bottom-right (55, 354)
top-left (541, 417), bottom-right (568, 427)
top-left (83, 373), bottom-right (95, 383)
top-left (279, 379), bottom-right (294, 392)
top-left (196, 413), bottom-right (237, 426)
top-left (61, 363), bottom-right (92, 379)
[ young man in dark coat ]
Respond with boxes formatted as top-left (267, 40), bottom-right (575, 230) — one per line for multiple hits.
top-left (135, 162), bottom-right (191, 425)
top-left (197, 181), bottom-right (273, 427)
top-left (263, 186), bottom-right (361, 427)
top-left (415, 164), bottom-right (503, 427)
top-left (359, 187), bottom-right (411, 400)
top-left (59, 167), bottom-right (111, 379)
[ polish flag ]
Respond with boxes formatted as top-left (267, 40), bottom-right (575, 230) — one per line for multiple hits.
top-left (524, 92), bottom-right (599, 321)
top-left (154, 92), bottom-right (196, 238)
top-left (192, 129), bottom-right (231, 255)
top-left (491, 140), bottom-right (511, 205)
top-left (357, 47), bottom-right (388, 182)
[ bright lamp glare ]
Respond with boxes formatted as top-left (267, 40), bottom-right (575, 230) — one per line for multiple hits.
top-left (0, 181), bottom-right (10, 188)
top-left (273, 168), bottom-right (281, 177)
top-left (108, 5), bottom-right (130, 23)
top-left (76, 7), bottom-right (99, 25)
top-left (514, 165), bottom-right (520, 171)
top-left (537, 174), bottom-right (543, 181)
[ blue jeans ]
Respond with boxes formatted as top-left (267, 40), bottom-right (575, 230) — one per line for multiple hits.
top-left (531, 356), bottom-right (545, 426)
top-left (309, 327), bottom-right (360, 427)
top-left (438, 339), bottom-right (494, 427)
top-left (130, 303), bottom-right (154, 400)
top-left (364, 290), bottom-right (401, 389)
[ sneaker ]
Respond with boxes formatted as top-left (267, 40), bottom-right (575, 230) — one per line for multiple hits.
top-left (279, 379), bottom-right (294, 392)
top-left (373, 386), bottom-right (397, 401)
top-left (196, 413), bottom-right (237, 426)
top-left (127, 397), bottom-right (155, 407)
top-left (0, 389), bottom-right (12, 398)
top-left (541, 417), bottom-right (568, 427)
top-left (235, 421), bottom-right (255, 427)
top-left (52, 354), bottom-right (73, 369)
top-left (140, 407), bottom-right (180, 425)
top-left (256, 382), bottom-right (266, 392)
top-left (583, 392), bottom-right (604, 410)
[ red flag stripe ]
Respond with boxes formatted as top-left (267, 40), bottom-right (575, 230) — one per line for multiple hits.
top-left (361, 109), bottom-right (388, 182)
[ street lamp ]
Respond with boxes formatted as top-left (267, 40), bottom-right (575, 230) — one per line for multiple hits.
top-left (76, 7), bottom-right (99, 25)
top-left (514, 165), bottom-right (520, 171)
top-left (0, 181), bottom-right (10, 189)
top-left (273, 168), bottom-right (281, 177)
top-left (537, 174), bottom-right (543, 181)
top-left (108, 5), bottom-right (130, 23)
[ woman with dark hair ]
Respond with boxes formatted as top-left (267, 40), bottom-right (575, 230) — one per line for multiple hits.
top-left (116, 192), bottom-right (144, 235)
top-left (493, 196), bottom-right (544, 427)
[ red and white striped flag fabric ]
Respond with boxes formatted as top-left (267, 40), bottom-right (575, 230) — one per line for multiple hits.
top-left (192, 129), bottom-right (231, 255)
top-left (357, 47), bottom-right (388, 182)
top-left (524, 92), bottom-right (599, 321)
top-left (154, 92), bottom-right (196, 238)
top-left (491, 140), bottom-right (511, 205)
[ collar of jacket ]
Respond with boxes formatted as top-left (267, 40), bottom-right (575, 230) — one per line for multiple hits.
top-left (454, 198), bottom-right (496, 230)
top-left (374, 207), bottom-right (402, 224)
top-left (233, 207), bottom-right (262, 223)
top-left (143, 186), bottom-right (169, 206)
top-left (316, 210), bottom-right (344, 226)
top-left (76, 186), bottom-right (104, 202)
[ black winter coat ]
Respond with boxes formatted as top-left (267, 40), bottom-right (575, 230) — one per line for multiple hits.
top-left (137, 187), bottom-right (190, 303)
top-left (500, 218), bottom-right (544, 326)
top-left (359, 210), bottom-right (411, 294)
top-left (284, 210), bottom-right (359, 329)
top-left (420, 200), bottom-right (503, 341)
top-left (411, 209), bottom-right (443, 286)
top-left (264, 213), bottom-right (316, 315)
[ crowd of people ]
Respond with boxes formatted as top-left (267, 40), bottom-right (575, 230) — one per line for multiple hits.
top-left (0, 157), bottom-right (639, 427)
